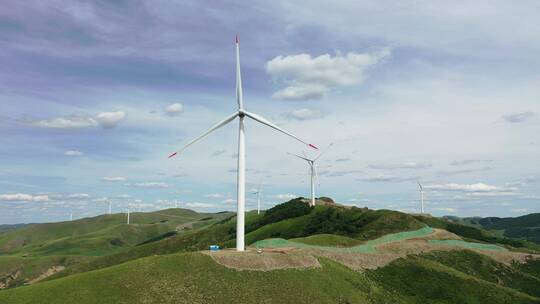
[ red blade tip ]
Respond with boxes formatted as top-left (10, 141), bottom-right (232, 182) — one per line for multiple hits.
top-left (309, 144), bottom-right (318, 150)
top-left (236, 35), bottom-right (239, 43)
top-left (168, 152), bottom-right (178, 158)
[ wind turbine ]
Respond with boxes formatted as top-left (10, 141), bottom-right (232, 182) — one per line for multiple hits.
top-left (168, 36), bottom-right (318, 251)
top-left (288, 143), bottom-right (333, 207)
top-left (108, 201), bottom-right (112, 215)
top-left (70, 212), bottom-right (73, 221)
top-left (252, 180), bottom-right (263, 215)
top-left (126, 207), bottom-right (130, 225)
top-left (418, 181), bottom-right (424, 214)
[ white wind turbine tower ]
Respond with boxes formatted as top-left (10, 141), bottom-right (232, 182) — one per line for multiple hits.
top-left (252, 180), bottom-right (263, 215)
top-left (418, 181), bottom-right (424, 214)
top-left (288, 144), bottom-right (333, 207)
top-left (108, 201), bottom-right (112, 215)
top-left (126, 207), bottom-right (130, 225)
top-left (70, 212), bottom-right (73, 221)
top-left (168, 36), bottom-right (318, 251)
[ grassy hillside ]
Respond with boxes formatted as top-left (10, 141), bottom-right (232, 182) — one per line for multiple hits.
top-left (2, 198), bottom-right (540, 302)
top-left (415, 215), bottom-right (540, 252)
top-left (441, 213), bottom-right (540, 246)
top-left (0, 208), bottom-right (217, 256)
top-left (367, 251), bottom-right (540, 304)
top-left (50, 199), bottom-right (426, 280)
top-left (1, 251), bottom-right (539, 304)
top-left (0, 209), bottom-right (233, 288)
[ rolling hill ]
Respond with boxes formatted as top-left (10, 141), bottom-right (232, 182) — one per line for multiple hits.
top-left (0, 250), bottom-right (539, 304)
top-left (0, 197), bottom-right (539, 303)
top-left (444, 213), bottom-right (540, 245)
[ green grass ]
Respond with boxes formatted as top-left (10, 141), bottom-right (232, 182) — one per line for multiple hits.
top-left (0, 253), bottom-right (400, 304)
top-left (421, 250), bottom-right (540, 297)
top-left (0, 209), bottom-right (233, 288)
top-left (443, 213), bottom-right (540, 245)
top-left (367, 251), bottom-right (540, 303)
top-left (290, 234), bottom-right (363, 247)
top-left (255, 227), bottom-right (435, 253)
top-left (0, 209), bottom-right (216, 256)
top-left (416, 215), bottom-right (540, 252)
top-left (2, 251), bottom-right (539, 304)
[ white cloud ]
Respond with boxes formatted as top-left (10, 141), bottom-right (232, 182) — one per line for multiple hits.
top-left (67, 193), bottom-right (90, 199)
top-left (65, 150), bottom-right (83, 156)
top-left (130, 182), bottom-right (169, 189)
top-left (0, 193), bottom-right (50, 202)
top-left (27, 111), bottom-right (126, 129)
top-left (112, 194), bottom-right (132, 199)
top-left (367, 162), bottom-right (431, 170)
top-left (465, 191), bottom-right (518, 197)
top-left (450, 159), bottom-right (493, 166)
top-left (286, 108), bottom-right (324, 120)
top-left (266, 49), bottom-right (390, 100)
top-left (32, 195), bottom-right (50, 202)
top-left (426, 183), bottom-right (496, 192)
top-left (95, 111), bottom-right (126, 129)
top-left (102, 176), bottom-right (127, 182)
top-left (30, 115), bottom-right (98, 129)
top-left (185, 202), bottom-right (218, 208)
top-left (164, 103), bottom-right (184, 116)
top-left (501, 111), bottom-right (535, 123)
top-left (204, 193), bottom-right (224, 198)
top-left (357, 174), bottom-right (417, 183)
top-left (221, 198), bottom-right (235, 204)
top-left (425, 183), bottom-right (517, 194)
top-left (275, 194), bottom-right (297, 200)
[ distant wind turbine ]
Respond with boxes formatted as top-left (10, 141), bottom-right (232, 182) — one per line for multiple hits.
top-left (108, 201), bottom-right (112, 215)
top-left (168, 36), bottom-right (318, 251)
top-left (288, 143), bottom-right (333, 207)
top-left (70, 212), bottom-right (73, 221)
top-left (252, 180), bottom-right (263, 215)
top-left (127, 207), bottom-right (130, 225)
top-left (418, 181), bottom-right (424, 213)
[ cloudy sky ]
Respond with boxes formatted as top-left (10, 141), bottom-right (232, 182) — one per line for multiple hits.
top-left (1, 1), bottom-right (539, 224)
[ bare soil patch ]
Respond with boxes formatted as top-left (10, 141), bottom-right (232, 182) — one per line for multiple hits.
top-left (204, 248), bottom-right (320, 271)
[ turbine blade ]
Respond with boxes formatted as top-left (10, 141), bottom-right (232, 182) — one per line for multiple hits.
top-left (287, 152), bottom-right (311, 162)
top-left (243, 110), bottom-right (318, 149)
top-left (236, 35), bottom-right (243, 110)
top-left (418, 181), bottom-right (423, 190)
top-left (314, 142), bottom-right (334, 161)
top-left (168, 112), bottom-right (238, 158)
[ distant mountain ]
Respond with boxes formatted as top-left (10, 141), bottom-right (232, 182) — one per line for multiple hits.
top-left (444, 213), bottom-right (540, 244)
top-left (0, 224), bottom-right (31, 233)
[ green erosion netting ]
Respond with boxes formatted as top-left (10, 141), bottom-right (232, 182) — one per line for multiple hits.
top-left (253, 226), bottom-right (435, 253)
top-left (428, 240), bottom-right (508, 252)
top-left (253, 227), bottom-right (508, 253)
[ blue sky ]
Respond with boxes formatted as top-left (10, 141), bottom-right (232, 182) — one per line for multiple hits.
top-left (1, 1), bottom-right (539, 224)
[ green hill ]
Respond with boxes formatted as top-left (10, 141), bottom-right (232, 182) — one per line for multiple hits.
top-left (48, 199), bottom-right (426, 280)
top-left (1, 198), bottom-right (539, 303)
top-left (0, 250), bottom-right (539, 304)
top-left (443, 213), bottom-right (540, 245)
top-left (0, 209), bottom-right (233, 288)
